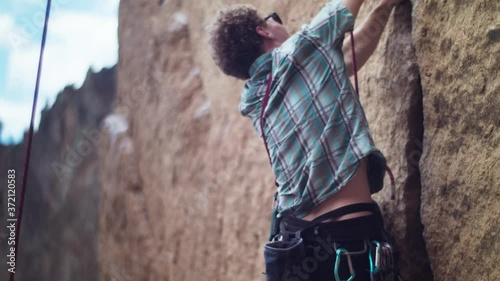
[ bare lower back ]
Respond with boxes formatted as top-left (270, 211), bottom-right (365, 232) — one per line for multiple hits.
top-left (301, 157), bottom-right (373, 222)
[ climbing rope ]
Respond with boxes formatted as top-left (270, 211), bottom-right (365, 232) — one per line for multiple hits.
top-left (9, 1), bottom-right (51, 281)
top-left (349, 31), bottom-right (360, 99)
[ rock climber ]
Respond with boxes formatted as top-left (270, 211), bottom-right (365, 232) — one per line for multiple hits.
top-left (208, 0), bottom-right (404, 280)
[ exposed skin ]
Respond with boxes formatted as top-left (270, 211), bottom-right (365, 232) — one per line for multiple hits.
top-left (343, 0), bottom-right (403, 76)
top-left (255, 18), bottom-right (290, 52)
top-left (255, 0), bottom-right (403, 221)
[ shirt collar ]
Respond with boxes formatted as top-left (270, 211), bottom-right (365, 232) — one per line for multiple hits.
top-left (249, 52), bottom-right (273, 80)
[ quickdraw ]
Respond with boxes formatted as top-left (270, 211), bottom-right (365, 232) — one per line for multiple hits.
top-left (333, 239), bottom-right (396, 281)
top-left (369, 240), bottom-right (396, 281)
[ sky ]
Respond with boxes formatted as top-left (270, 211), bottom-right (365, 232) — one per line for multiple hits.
top-left (0, 0), bottom-right (119, 144)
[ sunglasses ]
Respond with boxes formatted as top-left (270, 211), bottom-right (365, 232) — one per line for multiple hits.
top-left (264, 12), bottom-right (283, 25)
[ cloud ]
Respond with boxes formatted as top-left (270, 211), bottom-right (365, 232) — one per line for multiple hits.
top-left (1, 8), bottom-right (118, 143)
top-left (6, 10), bottom-right (118, 99)
top-left (0, 14), bottom-right (15, 41)
top-left (100, 0), bottom-right (120, 16)
top-left (0, 98), bottom-right (38, 143)
top-left (0, 14), bottom-right (26, 49)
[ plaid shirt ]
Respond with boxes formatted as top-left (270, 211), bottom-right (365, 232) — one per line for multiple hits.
top-left (240, 0), bottom-right (386, 218)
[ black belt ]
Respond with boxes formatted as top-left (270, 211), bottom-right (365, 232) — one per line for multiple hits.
top-left (279, 202), bottom-right (384, 242)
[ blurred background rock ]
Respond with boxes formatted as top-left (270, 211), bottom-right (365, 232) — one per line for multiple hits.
top-left (0, 67), bottom-right (115, 281)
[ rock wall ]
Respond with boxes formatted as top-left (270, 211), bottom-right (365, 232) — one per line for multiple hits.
top-left (0, 67), bottom-right (115, 281)
top-left (98, 1), bottom-right (499, 281)
top-left (413, 1), bottom-right (500, 280)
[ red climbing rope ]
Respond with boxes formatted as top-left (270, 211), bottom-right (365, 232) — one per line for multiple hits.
top-left (9, 1), bottom-right (51, 281)
top-left (350, 31), bottom-right (360, 98)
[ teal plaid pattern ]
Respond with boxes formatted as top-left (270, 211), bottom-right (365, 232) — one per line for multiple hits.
top-left (240, 0), bottom-right (386, 218)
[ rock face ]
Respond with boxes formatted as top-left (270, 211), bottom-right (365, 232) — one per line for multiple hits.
top-left (413, 1), bottom-right (500, 280)
top-left (356, 2), bottom-right (433, 280)
top-left (0, 67), bottom-right (115, 281)
top-left (98, 1), bottom-right (499, 281)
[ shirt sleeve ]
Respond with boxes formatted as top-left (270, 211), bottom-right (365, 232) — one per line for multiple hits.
top-left (305, 0), bottom-right (355, 46)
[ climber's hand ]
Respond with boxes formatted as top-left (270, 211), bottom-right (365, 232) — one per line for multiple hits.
top-left (379, 0), bottom-right (405, 9)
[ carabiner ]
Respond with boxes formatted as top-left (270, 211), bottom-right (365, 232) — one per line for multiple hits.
top-left (334, 248), bottom-right (356, 281)
top-left (369, 240), bottom-right (397, 281)
top-left (375, 241), bottom-right (382, 270)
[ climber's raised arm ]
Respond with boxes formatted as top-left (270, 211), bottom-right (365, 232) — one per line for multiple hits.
top-left (341, 0), bottom-right (365, 17)
top-left (342, 0), bottom-right (402, 76)
top-left (305, 0), bottom-right (363, 49)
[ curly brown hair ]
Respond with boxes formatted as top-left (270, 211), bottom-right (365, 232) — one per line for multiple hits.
top-left (207, 5), bottom-right (265, 80)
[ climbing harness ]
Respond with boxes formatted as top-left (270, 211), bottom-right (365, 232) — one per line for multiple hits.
top-left (9, 1), bottom-right (52, 281)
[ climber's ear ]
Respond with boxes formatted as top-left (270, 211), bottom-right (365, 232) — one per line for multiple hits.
top-left (256, 25), bottom-right (273, 39)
